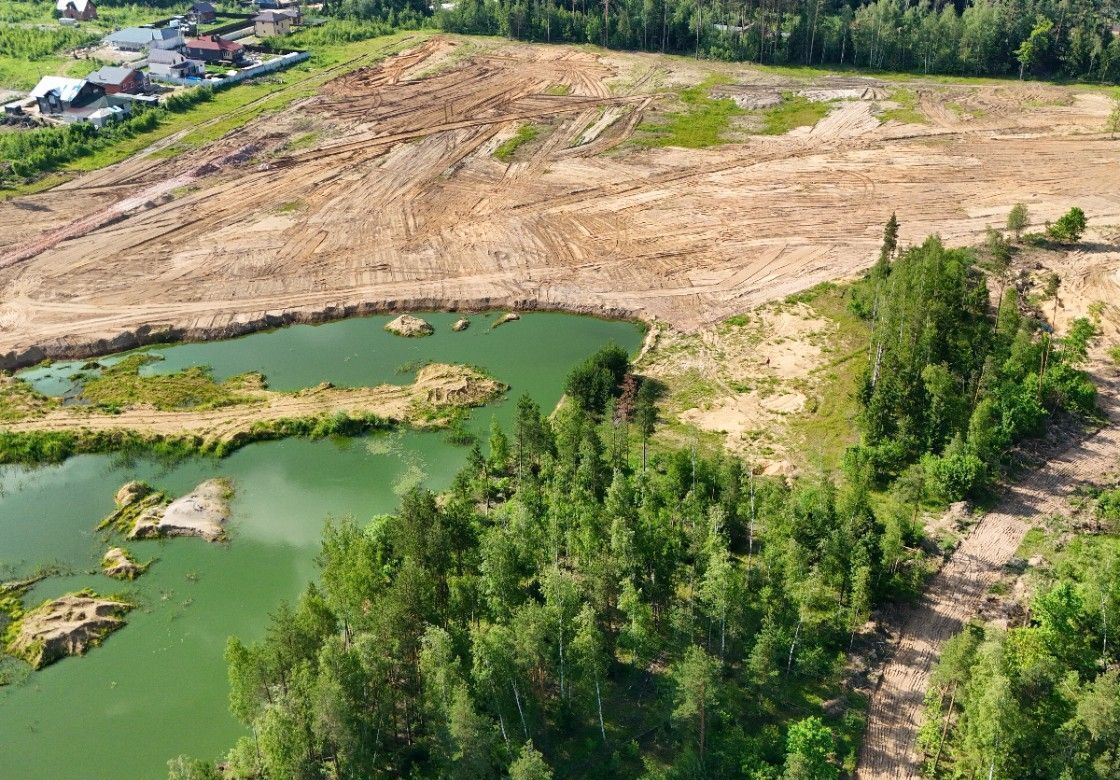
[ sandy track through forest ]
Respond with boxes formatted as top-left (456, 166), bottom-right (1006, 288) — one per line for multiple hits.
top-left (0, 37), bottom-right (1117, 368)
top-left (857, 354), bottom-right (1120, 779)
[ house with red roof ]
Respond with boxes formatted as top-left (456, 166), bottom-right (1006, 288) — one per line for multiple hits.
top-left (184, 34), bottom-right (245, 64)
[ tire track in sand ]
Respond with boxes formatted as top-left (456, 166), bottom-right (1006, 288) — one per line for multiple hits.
top-left (857, 361), bottom-right (1120, 779)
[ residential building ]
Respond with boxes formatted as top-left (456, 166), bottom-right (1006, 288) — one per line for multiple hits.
top-left (253, 9), bottom-right (291, 36)
top-left (86, 65), bottom-right (146, 94)
top-left (29, 76), bottom-right (104, 115)
top-left (56, 0), bottom-right (96, 21)
top-left (105, 26), bottom-right (183, 52)
top-left (185, 35), bottom-right (245, 64)
top-left (188, 1), bottom-right (217, 23)
top-left (148, 48), bottom-right (206, 79)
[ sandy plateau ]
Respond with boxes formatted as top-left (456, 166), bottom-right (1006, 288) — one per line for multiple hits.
top-left (0, 35), bottom-right (1116, 368)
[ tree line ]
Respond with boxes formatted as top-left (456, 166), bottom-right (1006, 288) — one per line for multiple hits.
top-left (918, 525), bottom-right (1120, 778)
top-left (434, 0), bottom-right (1120, 82)
top-left (852, 206), bottom-right (1098, 502)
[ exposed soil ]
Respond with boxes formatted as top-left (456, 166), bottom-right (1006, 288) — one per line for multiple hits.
top-left (4, 363), bottom-right (505, 447)
top-left (130, 479), bottom-right (231, 542)
top-left (0, 36), bottom-right (1117, 368)
top-left (101, 547), bottom-right (146, 580)
top-left (7, 593), bottom-right (132, 669)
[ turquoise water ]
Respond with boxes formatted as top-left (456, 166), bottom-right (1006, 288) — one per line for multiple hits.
top-left (0, 312), bottom-right (643, 779)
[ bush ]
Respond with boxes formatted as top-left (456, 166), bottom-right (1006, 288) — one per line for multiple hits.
top-left (924, 440), bottom-right (986, 502)
top-left (1046, 207), bottom-right (1087, 243)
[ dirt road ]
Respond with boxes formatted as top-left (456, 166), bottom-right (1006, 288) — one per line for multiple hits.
top-left (857, 342), bottom-right (1120, 778)
top-left (0, 37), bottom-right (1117, 367)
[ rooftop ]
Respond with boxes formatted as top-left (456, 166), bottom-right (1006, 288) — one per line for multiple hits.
top-left (106, 26), bottom-right (180, 44)
top-left (87, 65), bottom-right (138, 86)
top-left (186, 35), bottom-right (243, 52)
top-left (56, 0), bottom-right (93, 11)
top-left (30, 76), bottom-right (88, 102)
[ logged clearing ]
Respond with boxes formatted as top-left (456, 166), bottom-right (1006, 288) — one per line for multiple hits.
top-left (2, 363), bottom-right (504, 448)
top-left (0, 35), bottom-right (1118, 366)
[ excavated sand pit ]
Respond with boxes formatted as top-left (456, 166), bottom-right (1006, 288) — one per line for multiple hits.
top-left (0, 37), bottom-right (1116, 367)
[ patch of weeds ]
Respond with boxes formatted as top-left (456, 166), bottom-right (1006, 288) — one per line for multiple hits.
top-left (275, 200), bottom-right (305, 213)
top-left (1108, 344), bottom-right (1120, 365)
top-left (493, 124), bottom-right (540, 162)
top-left (543, 83), bottom-right (571, 96)
top-left (1016, 527), bottom-right (1047, 559)
top-left (785, 282), bottom-right (870, 471)
top-left (0, 374), bottom-right (55, 422)
top-left (284, 131), bottom-right (320, 152)
top-left (757, 92), bottom-right (831, 135)
top-left (79, 354), bottom-right (259, 412)
top-left (724, 313), bottom-right (751, 327)
top-left (879, 88), bottom-right (925, 124)
top-left (633, 74), bottom-right (745, 149)
top-left (396, 359), bottom-right (433, 375)
top-left (988, 579), bottom-right (1011, 596)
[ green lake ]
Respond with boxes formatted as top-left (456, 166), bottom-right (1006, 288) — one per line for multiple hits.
top-left (0, 311), bottom-right (643, 779)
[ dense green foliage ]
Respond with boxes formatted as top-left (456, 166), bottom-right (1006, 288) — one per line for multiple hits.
top-left (172, 355), bottom-right (929, 777)
top-left (0, 411), bottom-right (393, 465)
top-left (918, 531), bottom-right (1120, 778)
top-left (437, 0), bottom-right (1120, 81)
top-left (565, 343), bottom-right (630, 414)
top-left (853, 228), bottom-right (1097, 499)
top-left (0, 25), bottom-right (95, 59)
top-left (0, 87), bottom-right (214, 183)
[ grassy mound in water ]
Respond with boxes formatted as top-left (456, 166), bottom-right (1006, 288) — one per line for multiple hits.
top-left (79, 354), bottom-right (262, 412)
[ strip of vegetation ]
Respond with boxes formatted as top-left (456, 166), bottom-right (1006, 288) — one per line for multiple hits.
top-left (0, 410), bottom-right (396, 465)
top-left (493, 123), bottom-right (539, 161)
top-left (79, 354), bottom-right (258, 412)
top-left (879, 87), bottom-right (925, 124)
top-left (758, 92), bottom-right (831, 135)
top-left (634, 75), bottom-right (745, 148)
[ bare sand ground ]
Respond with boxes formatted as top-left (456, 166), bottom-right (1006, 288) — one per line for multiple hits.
top-left (0, 36), bottom-right (1117, 367)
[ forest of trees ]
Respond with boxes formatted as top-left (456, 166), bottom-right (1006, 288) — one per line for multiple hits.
top-left (166, 224), bottom-right (1105, 778)
top-left (852, 209), bottom-right (1098, 501)
top-left (435, 0), bottom-right (1120, 81)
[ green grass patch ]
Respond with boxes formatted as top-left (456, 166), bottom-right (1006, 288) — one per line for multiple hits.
top-left (1016, 526), bottom-right (1047, 559)
top-left (79, 354), bottom-right (258, 412)
top-left (785, 281), bottom-right (871, 471)
top-left (493, 123), bottom-right (539, 161)
top-left (757, 91), bottom-right (831, 135)
top-left (879, 88), bottom-right (925, 124)
top-left (634, 74), bottom-right (744, 148)
top-left (0, 374), bottom-right (54, 422)
top-left (543, 83), bottom-right (571, 95)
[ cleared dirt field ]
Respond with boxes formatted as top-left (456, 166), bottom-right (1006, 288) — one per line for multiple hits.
top-left (0, 35), bottom-right (1118, 367)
